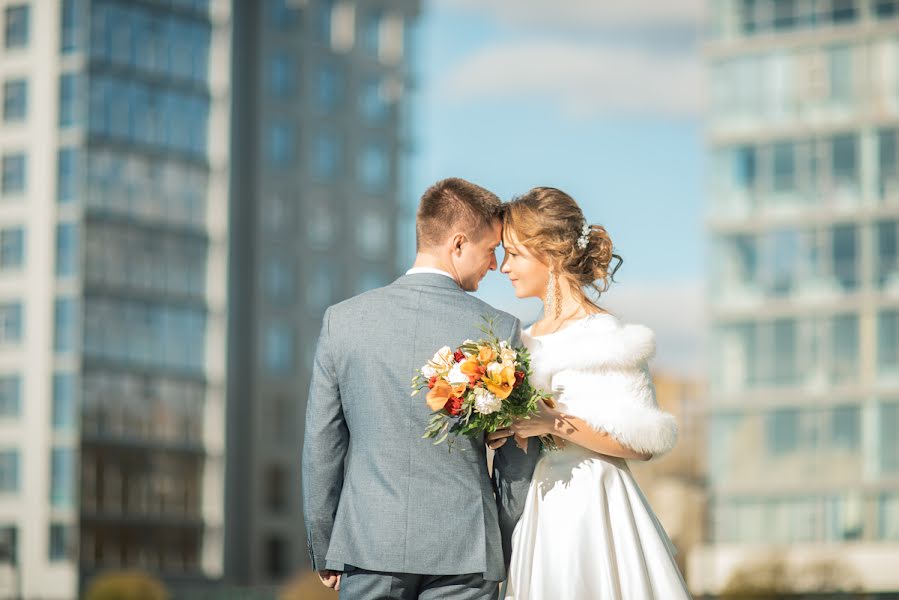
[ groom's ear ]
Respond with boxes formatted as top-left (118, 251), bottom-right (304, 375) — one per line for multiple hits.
top-left (451, 232), bottom-right (466, 254)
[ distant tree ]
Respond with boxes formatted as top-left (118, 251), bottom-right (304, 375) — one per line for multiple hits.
top-left (721, 556), bottom-right (864, 600)
top-left (84, 570), bottom-right (168, 600)
top-left (720, 558), bottom-right (792, 600)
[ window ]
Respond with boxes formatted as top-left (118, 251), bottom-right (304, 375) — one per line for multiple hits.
top-left (828, 45), bottom-right (852, 104)
top-left (831, 134), bottom-right (858, 190)
top-left (61, 0), bottom-right (79, 53)
top-left (266, 122), bottom-right (295, 167)
top-left (4, 5), bottom-right (29, 49)
top-left (358, 142), bottom-right (389, 191)
top-left (311, 131), bottom-right (341, 181)
top-left (0, 228), bottom-right (24, 270)
top-left (878, 129), bottom-right (897, 196)
top-left (266, 536), bottom-right (288, 579)
top-left (57, 148), bottom-right (79, 203)
top-left (771, 319), bottom-right (797, 384)
top-left (773, 0), bottom-right (798, 30)
top-left (264, 259), bottom-right (294, 304)
top-left (267, 52), bottom-right (295, 98)
top-left (879, 311), bottom-right (899, 377)
top-left (738, 0), bottom-right (759, 34)
top-left (50, 447), bottom-right (74, 507)
top-left (56, 223), bottom-right (78, 277)
top-left (876, 0), bottom-right (899, 18)
top-left (315, 0), bottom-right (333, 44)
top-left (767, 230), bottom-right (798, 296)
top-left (881, 402), bottom-right (899, 473)
top-left (59, 73), bottom-right (80, 127)
top-left (0, 303), bottom-right (22, 344)
top-left (54, 298), bottom-right (77, 353)
top-left (0, 376), bottom-right (20, 418)
top-left (1, 154), bottom-right (26, 196)
top-left (878, 221), bottom-right (898, 287)
top-left (315, 63), bottom-right (342, 111)
top-left (265, 464), bottom-right (287, 513)
top-left (266, 0), bottom-right (302, 30)
top-left (359, 78), bottom-right (388, 123)
top-left (263, 324), bottom-right (293, 374)
top-left (881, 493), bottom-right (899, 540)
top-left (2, 79), bottom-right (26, 122)
top-left (0, 527), bottom-right (16, 564)
top-left (360, 9), bottom-right (382, 55)
top-left (0, 450), bottom-right (19, 493)
top-left (772, 142), bottom-right (796, 192)
top-left (733, 146), bottom-right (756, 191)
top-left (832, 224), bottom-right (858, 290)
top-left (52, 373), bottom-right (75, 429)
top-left (49, 524), bottom-right (72, 561)
top-left (830, 405), bottom-right (860, 450)
top-left (831, 0), bottom-right (857, 23)
top-left (832, 314), bottom-right (859, 383)
top-left (767, 408), bottom-right (799, 455)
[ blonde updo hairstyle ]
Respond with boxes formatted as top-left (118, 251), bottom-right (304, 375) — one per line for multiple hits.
top-left (503, 187), bottom-right (622, 311)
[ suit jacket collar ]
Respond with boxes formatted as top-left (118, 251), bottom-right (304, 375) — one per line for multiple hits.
top-left (392, 272), bottom-right (465, 291)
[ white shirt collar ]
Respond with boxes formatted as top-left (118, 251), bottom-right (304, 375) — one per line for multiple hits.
top-left (405, 267), bottom-right (455, 280)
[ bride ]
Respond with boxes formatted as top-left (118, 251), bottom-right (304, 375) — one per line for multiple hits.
top-left (490, 187), bottom-right (692, 599)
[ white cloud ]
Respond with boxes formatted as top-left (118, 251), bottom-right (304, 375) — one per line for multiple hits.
top-left (442, 41), bottom-right (703, 118)
top-left (433, 0), bottom-right (704, 32)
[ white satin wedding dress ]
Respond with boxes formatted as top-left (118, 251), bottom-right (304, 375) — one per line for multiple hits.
top-left (503, 315), bottom-right (691, 600)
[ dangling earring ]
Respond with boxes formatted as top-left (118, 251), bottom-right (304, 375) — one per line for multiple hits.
top-left (546, 271), bottom-right (562, 320)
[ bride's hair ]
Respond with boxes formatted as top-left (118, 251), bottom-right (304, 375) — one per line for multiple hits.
top-left (503, 187), bottom-right (623, 309)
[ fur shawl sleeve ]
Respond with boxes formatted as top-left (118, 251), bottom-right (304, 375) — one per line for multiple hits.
top-left (522, 314), bottom-right (678, 458)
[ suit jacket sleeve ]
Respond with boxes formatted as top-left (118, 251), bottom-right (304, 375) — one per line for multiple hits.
top-left (302, 307), bottom-right (350, 570)
top-left (491, 315), bottom-right (540, 567)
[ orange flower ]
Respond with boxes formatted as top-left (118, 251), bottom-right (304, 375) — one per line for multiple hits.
top-left (451, 382), bottom-right (467, 397)
top-left (483, 363), bottom-right (516, 400)
top-left (460, 359), bottom-right (481, 377)
top-left (426, 379), bottom-right (453, 411)
top-left (477, 346), bottom-right (496, 364)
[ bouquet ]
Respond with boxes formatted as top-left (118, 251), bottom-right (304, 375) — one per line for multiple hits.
top-left (411, 317), bottom-right (557, 451)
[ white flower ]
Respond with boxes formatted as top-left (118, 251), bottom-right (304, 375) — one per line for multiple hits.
top-left (421, 364), bottom-right (437, 379)
top-left (426, 346), bottom-right (455, 377)
top-left (447, 362), bottom-right (469, 385)
top-left (500, 346), bottom-right (517, 366)
top-left (473, 387), bottom-right (502, 415)
top-left (486, 362), bottom-right (504, 379)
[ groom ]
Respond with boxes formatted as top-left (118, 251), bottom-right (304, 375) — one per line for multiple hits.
top-left (302, 178), bottom-right (539, 599)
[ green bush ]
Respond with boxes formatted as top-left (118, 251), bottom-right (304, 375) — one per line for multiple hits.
top-left (84, 570), bottom-right (168, 600)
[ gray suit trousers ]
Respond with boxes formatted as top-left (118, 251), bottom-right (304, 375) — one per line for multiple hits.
top-left (339, 567), bottom-right (499, 600)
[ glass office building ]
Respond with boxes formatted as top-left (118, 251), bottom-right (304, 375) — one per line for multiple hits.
top-left (693, 0), bottom-right (899, 595)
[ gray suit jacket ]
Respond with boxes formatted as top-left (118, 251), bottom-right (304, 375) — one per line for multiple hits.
top-left (302, 273), bottom-right (539, 581)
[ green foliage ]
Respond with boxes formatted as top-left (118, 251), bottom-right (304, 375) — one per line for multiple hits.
top-left (84, 570), bottom-right (168, 600)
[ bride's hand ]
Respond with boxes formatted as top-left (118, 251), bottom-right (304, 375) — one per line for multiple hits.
top-left (510, 398), bottom-right (559, 439)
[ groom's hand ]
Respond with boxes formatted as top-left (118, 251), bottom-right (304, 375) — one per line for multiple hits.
top-left (487, 428), bottom-right (514, 450)
top-left (318, 569), bottom-right (342, 591)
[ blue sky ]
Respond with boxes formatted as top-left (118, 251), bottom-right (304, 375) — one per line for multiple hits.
top-left (408, 0), bottom-right (707, 375)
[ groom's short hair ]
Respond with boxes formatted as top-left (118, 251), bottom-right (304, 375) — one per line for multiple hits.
top-left (416, 178), bottom-right (502, 250)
